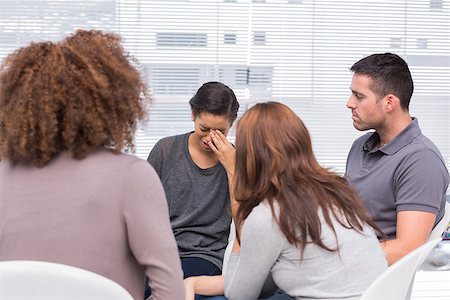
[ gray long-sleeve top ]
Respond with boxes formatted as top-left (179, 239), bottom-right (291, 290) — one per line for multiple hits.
top-left (0, 149), bottom-right (185, 300)
top-left (224, 202), bottom-right (387, 300)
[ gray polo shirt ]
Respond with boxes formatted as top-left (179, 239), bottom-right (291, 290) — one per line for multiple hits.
top-left (345, 118), bottom-right (449, 239)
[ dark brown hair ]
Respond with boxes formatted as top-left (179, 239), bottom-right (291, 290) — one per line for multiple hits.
top-left (0, 29), bottom-right (150, 167)
top-left (350, 52), bottom-right (413, 111)
top-left (189, 81), bottom-right (239, 125)
top-left (233, 102), bottom-right (383, 254)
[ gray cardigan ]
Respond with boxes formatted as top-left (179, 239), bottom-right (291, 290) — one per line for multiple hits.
top-left (224, 202), bottom-right (387, 300)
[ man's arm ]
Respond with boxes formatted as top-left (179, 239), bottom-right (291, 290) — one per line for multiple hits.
top-left (381, 148), bottom-right (448, 265)
top-left (381, 210), bottom-right (436, 265)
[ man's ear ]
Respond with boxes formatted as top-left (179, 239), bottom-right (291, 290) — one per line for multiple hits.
top-left (191, 111), bottom-right (196, 121)
top-left (384, 94), bottom-right (399, 113)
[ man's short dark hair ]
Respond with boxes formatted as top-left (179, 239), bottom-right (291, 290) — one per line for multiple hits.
top-left (350, 53), bottom-right (414, 111)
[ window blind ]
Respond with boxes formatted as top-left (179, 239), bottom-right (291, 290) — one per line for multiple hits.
top-left (0, 0), bottom-right (449, 177)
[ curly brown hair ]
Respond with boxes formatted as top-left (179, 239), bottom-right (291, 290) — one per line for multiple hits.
top-left (0, 29), bottom-right (150, 167)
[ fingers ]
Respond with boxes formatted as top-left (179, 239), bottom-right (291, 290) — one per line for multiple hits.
top-left (208, 132), bottom-right (221, 155)
top-left (208, 140), bottom-right (219, 155)
top-left (209, 130), bottom-right (235, 173)
top-left (214, 129), bottom-right (227, 142)
top-left (209, 130), bottom-right (221, 147)
top-left (209, 130), bottom-right (230, 149)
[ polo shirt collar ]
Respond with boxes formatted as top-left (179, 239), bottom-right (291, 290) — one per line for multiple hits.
top-left (363, 118), bottom-right (421, 155)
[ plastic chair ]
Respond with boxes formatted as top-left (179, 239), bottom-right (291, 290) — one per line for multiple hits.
top-left (360, 237), bottom-right (442, 300)
top-left (428, 195), bottom-right (450, 241)
top-left (0, 260), bottom-right (133, 300)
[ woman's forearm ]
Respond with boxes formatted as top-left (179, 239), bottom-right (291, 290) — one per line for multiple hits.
top-left (184, 275), bottom-right (225, 299)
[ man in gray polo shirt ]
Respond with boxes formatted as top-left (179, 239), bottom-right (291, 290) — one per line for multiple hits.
top-left (345, 53), bottom-right (449, 265)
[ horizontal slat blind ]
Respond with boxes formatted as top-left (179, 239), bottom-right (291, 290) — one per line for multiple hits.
top-left (0, 0), bottom-right (449, 177)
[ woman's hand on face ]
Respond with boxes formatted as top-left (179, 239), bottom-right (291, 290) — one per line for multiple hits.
top-left (209, 130), bottom-right (235, 176)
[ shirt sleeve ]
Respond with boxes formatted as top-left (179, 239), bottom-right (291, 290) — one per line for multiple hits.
top-left (122, 159), bottom-right (185, 300)
top-left (224, 204), bottom-right (285, 300)
top-left (147, 140), bottom-right (164, 177)
top-left (395, 148), bottom-right (449, 214)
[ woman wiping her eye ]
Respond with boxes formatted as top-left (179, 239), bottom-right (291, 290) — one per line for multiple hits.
top-left (147, 81), bottom-right (239, 299)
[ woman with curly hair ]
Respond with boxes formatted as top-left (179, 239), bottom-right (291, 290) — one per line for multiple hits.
top-left (0, 29), bottom-right (184, 300)
top-left (184, 102), bottom-right (387, 300)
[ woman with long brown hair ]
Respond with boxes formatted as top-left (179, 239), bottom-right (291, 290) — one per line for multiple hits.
top-left (185, 102), bottom-right (387, 300)
top-left (0, 30), bottom-right (184, 300)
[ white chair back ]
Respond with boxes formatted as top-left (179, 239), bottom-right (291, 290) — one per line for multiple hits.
top-left (429, 195), bottom-right (450, 241)
top-left (0, 260), bottom-right (133, 300)
top-left (360, 237), bottom-right (442, 300)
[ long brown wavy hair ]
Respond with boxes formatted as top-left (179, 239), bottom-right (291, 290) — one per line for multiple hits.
top-left (233, 102), bottom-right (383, 253)
top-left (0, 29), bottom-right (150, 167)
